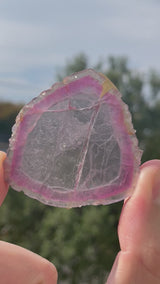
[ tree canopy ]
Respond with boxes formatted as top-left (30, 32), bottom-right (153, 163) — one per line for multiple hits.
top-left (0, 54), bottom-right (160, 283)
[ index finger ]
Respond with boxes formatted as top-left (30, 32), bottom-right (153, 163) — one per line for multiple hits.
top-left (0, 151), bottom-right (9, 206)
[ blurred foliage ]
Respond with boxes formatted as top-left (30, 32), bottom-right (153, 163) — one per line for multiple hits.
top-left (0, 54), bottom-right (160, 283)
top-left (57, 53), bottom-right (88, 81)
top-left (0, 103), bottom-right (22, 142)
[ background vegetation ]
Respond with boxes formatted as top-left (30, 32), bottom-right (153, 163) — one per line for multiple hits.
top-left (0, 54), bottom-right (160, 283)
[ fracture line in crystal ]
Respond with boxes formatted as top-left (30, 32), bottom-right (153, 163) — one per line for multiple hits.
top-left (74, 103), bottom-right (100, 191)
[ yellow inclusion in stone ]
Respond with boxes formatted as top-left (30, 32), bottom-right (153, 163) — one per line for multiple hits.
top-left (100, 74), bottom-right (117, 98)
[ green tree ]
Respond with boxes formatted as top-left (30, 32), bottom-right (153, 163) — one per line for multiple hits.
top-left (57, 53), bottom-right (88, 81)
top-left (0, 54), bottom-right (160, 283)
top-left (0, 102), bottom-right (22, 142)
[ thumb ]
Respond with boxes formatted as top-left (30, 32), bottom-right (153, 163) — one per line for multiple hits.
top-left (107, 160), bottom-right (160, 284)
top-left (0, 151), bottom-right (9, 206)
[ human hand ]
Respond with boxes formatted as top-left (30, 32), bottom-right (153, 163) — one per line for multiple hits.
top-left (1, 151), bottom-right (160, 284)
top-left (107, 160), bottom-right (160, 284)
top-left (0, 151), bottom-right (58, 284)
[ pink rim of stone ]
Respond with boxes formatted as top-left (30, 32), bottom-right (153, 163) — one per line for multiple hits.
top-left (4, 69), bottom-right (142, 208)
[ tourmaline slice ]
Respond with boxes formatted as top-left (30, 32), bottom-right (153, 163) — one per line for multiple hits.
top-left (4, 69), bottom-right (142, 208)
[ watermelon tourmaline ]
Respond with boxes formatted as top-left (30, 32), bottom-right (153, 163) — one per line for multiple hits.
top-left (4, 69), bottom-right (142, 208)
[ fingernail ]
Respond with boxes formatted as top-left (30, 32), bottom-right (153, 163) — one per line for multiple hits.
top-left (133, 160), bottom-right (160, 205)
top-left (140, 160), bottom-right (160, 204)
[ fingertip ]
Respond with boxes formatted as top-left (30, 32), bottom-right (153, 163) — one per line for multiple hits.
top-left (134, 159), bottom-right (160, 201)
top-left (41, 260), bottom-right (58, 284)
top-left (0, 151), bottom-right (7, 161)
top-left (0, 241), bottom-right (58, 284)
top-left (119, 159), bottom-right (160, 251)
top-left (0, 151), bottom-right (9, 206)
top-left (140, 159), bottom-right (160, 170)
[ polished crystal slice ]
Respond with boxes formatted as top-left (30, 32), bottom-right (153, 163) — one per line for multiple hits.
top-left (4, 69), bottom-right (142, 207)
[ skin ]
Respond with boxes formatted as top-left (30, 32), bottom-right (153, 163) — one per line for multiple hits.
top-left (0, 152), bottom-right (58, 284)
top-left (0, 151), bottom-right (160, 283)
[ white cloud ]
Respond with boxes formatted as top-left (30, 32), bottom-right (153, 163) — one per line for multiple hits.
top-left (100, 0), bottom-right (160, 42)
top-left (0, 19), bottom-right (65, 72)
top-left (0, 0), bottom-right (160, 102)
top-left (0, 78), bottom-right (35, 103)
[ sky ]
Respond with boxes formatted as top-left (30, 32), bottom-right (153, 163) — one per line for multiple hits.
top-left (0, 0), bottom-right (160, 103)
